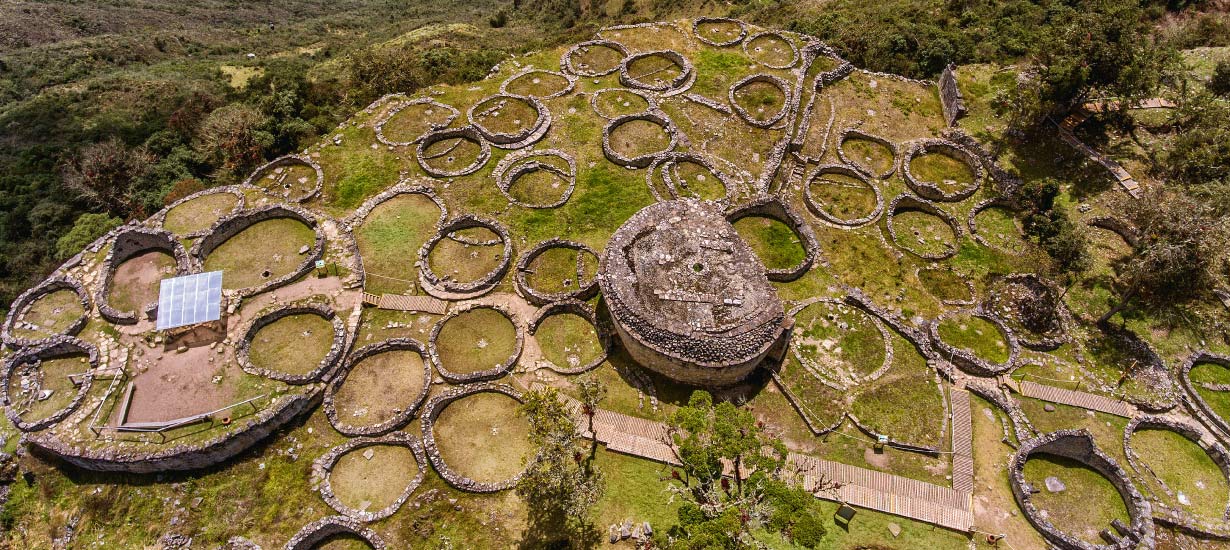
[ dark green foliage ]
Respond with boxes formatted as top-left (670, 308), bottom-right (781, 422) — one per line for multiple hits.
top-left (1019, 179), bottom-right (1091, 275)
top-left (1165, 92), bottom-right (1230, 186)
top-left (1210, 61), bottom-right (1230, 96)
top-left (56, 213), bottom-right (123, 260)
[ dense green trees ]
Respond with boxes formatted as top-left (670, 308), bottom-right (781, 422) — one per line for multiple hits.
top-left (659, 391), bottom-right (828, 549)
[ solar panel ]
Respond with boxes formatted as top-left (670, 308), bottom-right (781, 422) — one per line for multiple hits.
top-left (156, 271), bottom-right (223, 331)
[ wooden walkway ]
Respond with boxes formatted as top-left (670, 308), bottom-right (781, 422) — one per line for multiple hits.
top-left (1055, 114), bottom-right (1141, 198)
top-left (949, 388), bottom-right (975, 494)
top-left (547, 387), bottom-right (974, 532)
top-left (1018, 380), bottom-right (1135, 417)
top-left (363, 293), bottom-right (449, 314)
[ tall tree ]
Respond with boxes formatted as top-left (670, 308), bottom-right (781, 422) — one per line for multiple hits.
top-left (575, 374), bottom-right (607, 460)
top-left (1099, 188), bottom-right (1230, 325)
top-left (516, 387), bottom-right (604, 549)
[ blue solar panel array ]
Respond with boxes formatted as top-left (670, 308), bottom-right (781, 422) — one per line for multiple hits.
top-left (156, 271), bottom-right (223, 331)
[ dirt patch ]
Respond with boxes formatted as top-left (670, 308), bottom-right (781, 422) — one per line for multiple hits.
top-left (108, 250), bottom-right (176, 314)
top-left (332, 350), bottom-right (427, 425)
top-left (433, 391), bottom-right (533, 484)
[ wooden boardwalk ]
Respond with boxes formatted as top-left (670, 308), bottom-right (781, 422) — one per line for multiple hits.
top-left (949, 388), bottom-right (975, 494)
top-left (365, 293), bottom-right (449, 314)
top-left (547, 387), bottom-right (974, 532)
top-left (1055, 114), bottom-right (1141, 198)
top-left (1018, 380), bottom-right (1135, 417)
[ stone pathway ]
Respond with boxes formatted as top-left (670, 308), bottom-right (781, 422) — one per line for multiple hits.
top-left (1017, 380), bottom-right (1136, 418)
top-left (545, 386), bottom-right (975, 532)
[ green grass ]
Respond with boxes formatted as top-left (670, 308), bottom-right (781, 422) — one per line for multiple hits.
top-left (807, 172), bottom-right (879, 220)
top-left (162, 192), bottom-right (239, 235)
top-left (909, 152), bottom-right (975, 191)
top-left (842, 137), bottom-right (895, 176)
top-left (201, 218), bottom-right (316, 290)
top-left (432, 391), bottom-right (533, 484)
top-left (1022, 453), bottom-right (1130, 544)
top-left (732, 216), bottom-right (807, 271)
top-left (607, 118), bottom-right (672, 159)
top-left (247, 313), bottom-right (335, 376)
top-left (380, 101), bottom-right (455, 144)
top-left (5, 355), bottom-right (86, 423)
top-left (434, 307), bottom-right (518, 375)
top-left (504, 70), bottom-right (571, 97)
top-left (973, 206), bottom-right (1025, 253)
top-left (355, 193), bottom-right (442, 295)
top-left (329, 443), bottom-right (420, 512)
top-left (792, 300), bottom-right (886, 379)
top-left (733, 80), bottom-right (786, 121)
top-left (936, 314), bottom-right (1010, 364)
top-left (332, 349), bottom-right (427, 425)
top-left (891, 210), bottom-right (958, 258)
top-left (691, 49), bottom-right (747, 97)
top-left (524, 246), bottom-right (594, 294)
top-left (1130, 427), bottom-right (1230, 521)
top-left (1190, 361), bottom-right (1230, 424)
top-left (592, 89), bottom-right (652, 118)
top-left (11, 289), bottom-right (85, 339)
top-left (471, 95), bottom-right (539, 135)
top-left (535, 312), bottom-right (604, 371)
top-left (746, 33), bottom-right (795, 67)
top-left (426, 236), bottom-right (505, 285)
top-left (333, 153), bottom-right (401, 210)
top-left (917, 267), bottom-right (972, 303)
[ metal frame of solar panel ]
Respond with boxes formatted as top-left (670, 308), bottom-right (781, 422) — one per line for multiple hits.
top-left (156, 271), bottom-right (223, 331)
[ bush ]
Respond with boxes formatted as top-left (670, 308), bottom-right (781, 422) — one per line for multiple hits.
top-left (1209, 60), bottom-right (1230, 97)
top-left (489, 11), bottom-right (508, 28)
top-left (56, 212), bottom-right (122, 260)
top-left (791, 512), bottom-right (826, 548)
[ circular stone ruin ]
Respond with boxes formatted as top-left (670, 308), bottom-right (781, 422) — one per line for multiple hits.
top-left (500, 67), bottom-right (575, 99)
top-left (1010, 430), bottom-right (1154, 550)
top-left (529, 300), bottom-right (611, 375)
top-left (986, 273), bottom-right (1068, 351)
top-left (417, 215), bottom-right (512, 299)
top-left (242, 155), bottom-right (324, 203)
top-left (602, 111), bottom-right (679, 168)
top-left (193, 204), bottom-right (324, 297)
top-left (726, 196), bottom-right (819, 282)
top-left (837, 128), bottom-right (898, 180)
top-left (1123, 416), bottom-right (1230, 535)
top-left (492, 148), bottom-right (577, 208)
top-left (2, 336), bottom-right (97, 432)
top-left (1180, 352), bottom-right (1230, 440)
top-left (466, 93), bottom-right (550, 149)
top-left (598, 199), bottom-right (790, 386)
top-left (428, 304), bottom-right (523, 383)
top-left (2, 276), bottom-right (91, 348)
top-left (693, 17), bottom-right (748, 47)
top-left (743, 31), bottom-right (799, 69)
top-left (375, 97), bottom-right (459, 147)
top-left (416, 126), bottom-right (491, 178)
top-left (645, 152), bottom-right (739, 205)
top-left (902, 139), bottom-right (984, 202)
top-left (729, 73), bottom-right (791, 128)
top-left (561, 39), bottom-right (628, 77)
top-left (514, 238), bottom-right (599, 305)
top-left (420, 383), bottom-right (535, 492)
top-left (969, 198), bottom-right (1026, 253)
top-left (313, 432), bottom-right (428, 522)
top-left (886, 194), bottom-right (962, 260)
top-left (324, 338), bottom-right (432, 436)
top-left (96, 226), bottom-right (193, 325)
top-left (591, 88), bottom-right (656, 120)
top-left (803, 164), bottom-right (884, 228)
top-left (619, 50), bottom-right (694, 93)
top-left (916, 265), bottom-right (976, 305)
top-left (284, 516), bottom-right (387, 550)
top-left (156, 186), bottom-right (244, 237)
top-left (929, 308), bottom-right (1018, 376)
top-left (789, 298), bottom-right (893, 387)
top-left (237, 302), bottom-right (346, 384)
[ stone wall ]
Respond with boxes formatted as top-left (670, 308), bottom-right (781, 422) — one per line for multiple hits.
top-left (241, 156), bottom-right (324, 204)
top-left (835, 128), bottom-right (898, 180)
top-left (148, 186), bottom-right (246, 238)
top-left (417, 215), bottom-right (512, 299)
top-left (938, 64), bottom-right (967, 127)
top-left (95, 225), bottom-right (194, 325)
top-left (901, 139), bottom-right (984, 202)
top-left (514, 239), bottom-right (599, 305)
top-left (1179, 351), bottom-right (1230, 441)
top-left (729, 74), bottom-right (791, 128)
top-left (724, 196), bottom-right (820, 282)
top-left (283, 516), bottom-right (386, 550)
top-left (803, 164), bottom-right (884, 228)
top-left (1122, 415), bottom-right (1230, 540)
top-left (190, 204), bottom-right (325, 299)
top-left (928, 308), bottom-right (1020, 376)
top-left (235, 301), bottom-right (347, 384)
top-left (419, 383), bottom-right (532, 493)
top-left (416, 126), bottom-right (491, 178)
top-left (2, 276), bottom-right (91, 350)
top-left (1009, 430), bottom-right (1153, 550)
top-left (2, 336), bottom-right (97, 432)
top-left (885, 194), bottom-right (963, 260)
top-left (528, 300), bottom-right (612, 375)
top-left (312, 432), bottom-right (427, 522)
top-left (323, 338), bottom-right (432, 436)
top-left (493, 149), bottom-right (577, 209)
top-left (374, 98), bottom-right (459, 147)
top-left (602, 111), bottom-right (680, 169)
top-left (428, 304), bottom-right (524, 383)
top-left (467, 93), bottom-right (552, 149)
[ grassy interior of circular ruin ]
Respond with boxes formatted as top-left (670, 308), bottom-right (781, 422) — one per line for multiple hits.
top-left (253, 161), bottom-right (317, 200)
top-left (917, 267), bottom-right (972, 303)
top-left (1129, 427), bottom-right (1230, 521)
top-left (1021, 453), bottom-right (1131, 544)
top-left (523, 246), bottom-right (596, 295)
top-left (505, 156), bottom-right (572, 206)
top-left (6, 354), bottom-right (86, 423)
top-left (974, 206), bottom-right (1025, 253)
top-left (909, 151), bottom-right (975, 192)
top-left (841, 137), bottom-right (894, 176)
top-left (355, 194), bottom-right (442, 295)
top-left (792, 301), bottom-right (886, 379)
top-left (471, 95), bottom-right (539, 135)
top-left (248, 313), bottom-right (336, 377)
top-left (1190, 361), bottom-right (1230, 423)
top-left (202, 218), bottom-right (316, 290)
top-left (732, 80), bottom-right (786, 122)
top-left (505, 70), bottom-right (571, 98)
top-left (10, 289), bottom-right (85, 340)
top-left (607, 118), bottom-right (673, 159)
top-left (107, 250), bottom-right (176, 314)
top-left (418, 133), bottom-right (485, 174)
top-left (332, 349), bottom-right (427, 426)
top-left (381, 102), bottom-right (454, 144)
top-left (808, 171), bottom-right (879, 220)
top-left (433, 307), bottom-right (517, 376)
top-left (162, 192), bottom-right (239, 235)
top-left (935, 313), bottom-right (1010, 364)
top-left (745, 33), bottom-right (795, 67)
top-left (329, 443), bottom-right (420, 512)
top-left (731, 216), bottom-right (806, 271)
top-left (890, 208), bottom-right (958, 258)
top-left (426, 227), bottom-right (505, 285)
top-left (592, 89), bottom-right (650, 118)
top-left (432, 391), bottom-right (533, 484)
top-left (535, 312), bottom-right (604, 371)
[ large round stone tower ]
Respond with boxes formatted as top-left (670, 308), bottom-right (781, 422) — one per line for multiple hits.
top-left (598, 199), bottom-right (792, 386)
